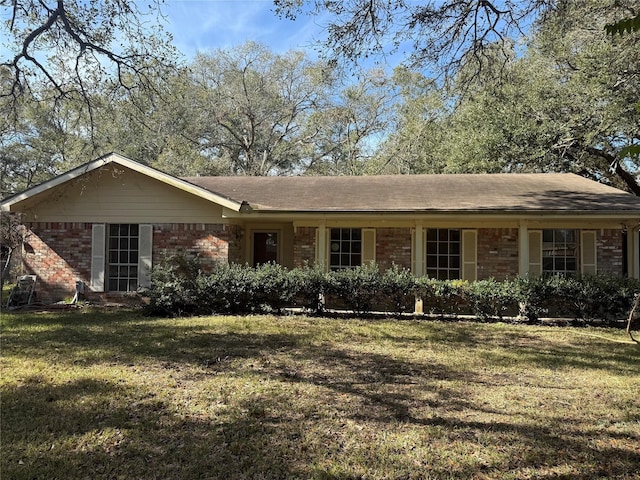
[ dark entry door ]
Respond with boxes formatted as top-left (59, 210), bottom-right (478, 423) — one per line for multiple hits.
top-left (253, 232), bottom-right (278, 266)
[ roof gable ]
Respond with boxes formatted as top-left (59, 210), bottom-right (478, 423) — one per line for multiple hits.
top-left (1, 153), bottom-right (243, 212)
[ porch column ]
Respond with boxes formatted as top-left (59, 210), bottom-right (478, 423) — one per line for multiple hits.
top-left (414, 222), bottom-right (424, 277)
top-left (634, 227), bottom-right (640, 279)
top-left (414, 222), bottom-right (424, 315)
top-left (316, 224), bottom-right (327, 270)
top-left (518, 221), bottom-right (529, 277)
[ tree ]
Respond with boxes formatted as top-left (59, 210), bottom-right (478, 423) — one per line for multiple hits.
top-left (0, 211), bottom-right (27, 291)
top-left (303, 68), bottom-right (393, 175)
top-left (275, 0), bottom-right (553, 81)
top-left (1, 0), bottom-right (178, 130)
top-left (376, 0), bottom-right (640, 192)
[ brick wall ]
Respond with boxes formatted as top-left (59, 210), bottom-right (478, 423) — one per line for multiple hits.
top-left (597, 229), bottom-right (624, 276)
top-left (151, 223), bottom-right (234, 271)
top-left (226, 224), bottom-right (244, 264)
top-left (293, 227), bottom-right (316, 267)
top-left (22, 222), bottom-right (93, 303)
top-left (20, 222), bottom-right (234, 303)
top-left (375, 228), bottom-right (412, 271)
top-left (477, 228), bottom-right (519, 280)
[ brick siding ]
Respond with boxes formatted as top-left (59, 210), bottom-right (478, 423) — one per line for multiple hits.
top-left (20, 222), bottom-right (234, 303)
top-left (293, 227), bottom-right (317, 267)
top-left (477, 228), bottom-right (519, 280)
top-left (597, 229), bottom-right (624, 276)
top-left (375, 228), bottom-right (412, 271)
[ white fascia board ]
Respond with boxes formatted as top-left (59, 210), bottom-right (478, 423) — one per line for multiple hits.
top-left (0, 152), bottom-right (243, 212)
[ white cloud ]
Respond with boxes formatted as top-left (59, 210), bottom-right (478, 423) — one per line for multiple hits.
top-left (162, 0), bottom-right (326, 57)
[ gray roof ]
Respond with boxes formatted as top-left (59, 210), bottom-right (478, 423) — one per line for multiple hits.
top-left (183, 173), bottom-right (640, 214)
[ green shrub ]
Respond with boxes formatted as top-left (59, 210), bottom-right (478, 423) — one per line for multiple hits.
top-left (380, 264), bottom-right (416, 315)
top-left (288, 264), bottom-right (328, 314)
top-left (253, 262), bottom-right (298, 313)
top-left (512, 275), bottom-right (552, 323)
top-left (464, 278), bottom-right (518, 321)
top-left (327, 263), bottom-right (382, 315)
top-left (414, 278), bottom-right (467, 317)
top-left (146, 256), bottom-right (640, 324)
top-left (146, 253), bottom-right (204, 317)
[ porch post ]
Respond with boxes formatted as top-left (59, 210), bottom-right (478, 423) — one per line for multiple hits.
top-left (316, 224), bottom-right (327, 270)
top-left (414, 222), bottom-right (424, 314)
top-left (634, 227), bottom-right (640, 279)
top-left (518, 221), bottom-right (529, 277)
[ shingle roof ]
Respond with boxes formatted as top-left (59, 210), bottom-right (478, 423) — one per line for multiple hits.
top-left (183, 173), bottom-right (640, 213)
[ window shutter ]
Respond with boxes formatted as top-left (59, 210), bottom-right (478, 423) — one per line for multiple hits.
top-left (528, 230), bottom-right (542, 277)
top-left (581, 230), bottom-right (597, 275)
top-left (138, 224), bottom-right (153, 288)
top-left (411, 229), bottom-right (416, 275)
top-left (90, 224), bottom-right (105, 292)
top-left (461, 230), bottom-right (477, 281)
top-left (362, 228), bottom-right (376, 266)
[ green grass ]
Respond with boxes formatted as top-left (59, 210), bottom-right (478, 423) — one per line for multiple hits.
top-left (1, 309), bottom-right (639, 479)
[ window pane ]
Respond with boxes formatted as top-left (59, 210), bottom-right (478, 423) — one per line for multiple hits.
top-left (449, 230), bottom-right (460, 242)
top-left (352, 254), bottom-right (361, 266)
top-left (107, 224), bottom-right (142, 292)
top-left (352, 229), bottom-right (361, 241)
top-left (426, 229), bottom-right (437, 241)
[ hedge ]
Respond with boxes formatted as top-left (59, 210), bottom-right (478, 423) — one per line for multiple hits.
top-left (144, 254), bottom-right (640, 324)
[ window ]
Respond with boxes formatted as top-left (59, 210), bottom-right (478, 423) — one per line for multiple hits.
top-left (329, 228), bottom-right (361, 270)
top-left (107, 224), bottom-right (139, 292)
top-left (426, 228), bottom-right (461, 280)
top-left (542, 229), bottom-right (577, 275)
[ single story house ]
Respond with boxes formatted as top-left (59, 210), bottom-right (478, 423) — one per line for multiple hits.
top-left (3, 152), bottom-right (640, 303)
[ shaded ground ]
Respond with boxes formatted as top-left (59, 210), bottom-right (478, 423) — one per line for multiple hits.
top-left (2, 310), bottom-right (639, 479)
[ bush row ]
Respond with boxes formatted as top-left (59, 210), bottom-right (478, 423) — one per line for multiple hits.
top-left (145, 255), bottom-right (640, 324)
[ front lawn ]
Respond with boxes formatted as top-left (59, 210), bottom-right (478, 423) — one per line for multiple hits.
top-left (1, 310), bottom-right (639, 479)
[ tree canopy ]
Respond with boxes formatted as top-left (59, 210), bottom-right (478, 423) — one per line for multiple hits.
top-left (1, 0), bottom-right (178, 128)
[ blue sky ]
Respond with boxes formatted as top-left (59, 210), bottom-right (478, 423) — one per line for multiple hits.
top-left (161, 0), bottom-right (328, 58)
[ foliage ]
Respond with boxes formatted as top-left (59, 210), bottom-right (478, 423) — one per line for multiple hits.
top-left (606, 12), bottom-right (640, 35)
top-left (145, 254), bottom-right (203, 317)
top-left (1, 1), bottom-right (178, 135)
top-left (275, 0), bottom-right (552, 83)
top-left (380, 264), bottom-right (415, 314)
top-left (376, 0), bottom-right (640, 193)
top-left (326, 263), bottom-right (383, 315)
top-left (146, 255), bottom-right (640, 323)
top-left (414, 277), bottom-right (468, 317)
top-left (464, 278), bottom-right (518, 321)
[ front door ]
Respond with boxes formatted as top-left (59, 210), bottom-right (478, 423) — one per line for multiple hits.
top-left (253, 232), bottom-right (279, 266)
